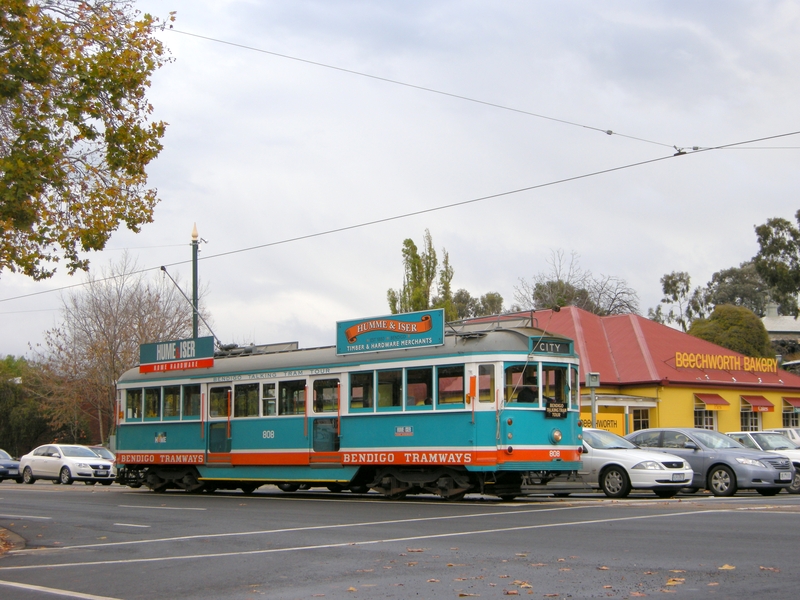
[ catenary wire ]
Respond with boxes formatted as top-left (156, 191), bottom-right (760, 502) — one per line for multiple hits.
top-left (1, 130), bottom-right (798, 305)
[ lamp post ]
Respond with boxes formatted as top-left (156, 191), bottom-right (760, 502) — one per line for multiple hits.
top-left (192, 223), bottom-right (199, 339)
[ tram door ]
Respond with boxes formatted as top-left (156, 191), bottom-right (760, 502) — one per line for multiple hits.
top-left (206, 384), bottom-right (232, 461)
top-left (310, 378), bottom-right (341, 455)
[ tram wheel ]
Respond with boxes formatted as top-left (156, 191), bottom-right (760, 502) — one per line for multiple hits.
top-left (277, 483), bottom-right (300, 492)
top-left (498, 495), bottom-right (518, 502)
top-left (326, 484), bottom-right (344, 493)
top-left (349, 485), bottom-right (369, 494)
top-left (443, 491), bottom-right (467, 501)
top-left (240, 484), bottom-right (258, 495)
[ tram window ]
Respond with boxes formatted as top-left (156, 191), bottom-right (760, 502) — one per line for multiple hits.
top-left (279, 380), bottom-right (306, 415)
top-left (349, 372), bottom-right (374, 411)
top-left (163, 386), bottom-right (180, 419)
top-left (437, 365), bottom-right (465, 407)
top-left (570, 366), bottom-right (579, 409)
top-left (542, 365), bottom-right (566, 402)
top-left (377, 369), bottom-right (402, 411)
top-left (234, 383), bottom-right (259, 417)
top-left (182, 384), bottom-right (201, 419)
top-left (313, 379), bottom-right (339, 413)
top-left (505, 365), bottom-right (539, 404)
top-left (144, 387), bottom-right (161, 419)
top-left (209, 386), bottom-right (230, 417)
top-left (406, 367), bottom-right (433, 410)
top-left (479, 364), bottom-right (495, 403)
top-left (126, 389), bottom-right (143, 421)
top-left (262, 383), bottom-right (277, 416)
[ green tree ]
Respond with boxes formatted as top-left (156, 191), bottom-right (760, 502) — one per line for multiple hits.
top-left (387, 230), bottom-right (438, 314)
top-left (753, 209), bottom-right (800, 316)
top-left (0, 0), bottom-right (173, 279)
top-left (648, 271), bottom-right (707, 331)
top-left (0, 356), bottom-right (52, 456)
top-left (703, 261), bottom-right (781, 317)
top-left (688, 304), bottom-right (773, 357)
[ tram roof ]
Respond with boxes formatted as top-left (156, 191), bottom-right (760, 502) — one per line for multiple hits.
top-left (118, 322), bottom-right (575, 385)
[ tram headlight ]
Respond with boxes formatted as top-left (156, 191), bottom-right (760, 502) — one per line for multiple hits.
top-left (550, 429), bottom-right (563, 444)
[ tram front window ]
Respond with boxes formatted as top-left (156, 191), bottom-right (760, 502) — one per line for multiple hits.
top-left (505, 365), bottom-right (539, 404)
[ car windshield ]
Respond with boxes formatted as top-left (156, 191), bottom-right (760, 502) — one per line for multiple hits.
top-left (61, 446), bottom-right (102, 458)
top-left (91, 447), bottom-right (114, 460)
top-left (752, 433), bottom-right (799, 450)
top-left (692, 430), bottom-right (744, 449)
top-left (0, 450), bottom-right (11, 460)
top-left (583, 429), bottom-right (637, 450)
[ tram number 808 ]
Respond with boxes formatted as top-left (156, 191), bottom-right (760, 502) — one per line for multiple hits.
top-left (549, 450), bottom-right (561, 457)
top-left (262, 430), bottom-right (275, 439)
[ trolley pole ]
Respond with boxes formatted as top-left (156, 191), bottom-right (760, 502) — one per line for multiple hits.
top-left (192, 223), bottom-right (199, 339)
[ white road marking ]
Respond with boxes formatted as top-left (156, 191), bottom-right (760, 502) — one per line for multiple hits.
top-left (113, 523), bottom-right (150, 528)
top-left (0, 509), bottom-right (735, 571)
top-left (118, 505), bottom-right (206, 510)
top-left (0, 514), bottom-right (51, 520)
top-left (0, 579), bottom-right (121, 599)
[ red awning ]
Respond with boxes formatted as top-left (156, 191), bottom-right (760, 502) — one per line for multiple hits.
top-left (694, 393), bottom-right (730, 410)
top-left (741, 395), bottom-right (774, 412)
top-left (783, 397), bottom-right (800, 409)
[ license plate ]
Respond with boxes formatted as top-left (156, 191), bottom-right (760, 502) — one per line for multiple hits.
top-left (780, 471), bottom-right (791, 481)
top-left (672, 473), bottom-right (685, 481)
top-left (95, 470), bottom-right (108, 477)
top-left (8, 469), bottom-right (18, 475)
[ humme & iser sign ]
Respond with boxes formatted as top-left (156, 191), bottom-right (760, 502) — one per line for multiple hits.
top-left (139, 336), bottom-right (215, 373)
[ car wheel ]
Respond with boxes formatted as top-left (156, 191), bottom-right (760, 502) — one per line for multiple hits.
top-left (99, 480), bottom-right (113, 486)
top-left (653, 488), bottom-right (679, 498)
top-left (600, 466), bottom-right (631, 498)
top-left (15, 477), bottom-right (24, 484)
top-left (22, 466), bottom-right (36, 484)
top-left (84, 480), bottom-right (96, 485)
top-left (681, 487), bottom-right (699, 494)
top-left (788, 470), bottom-right (800, 494)
top-left (59, 467), bottom-right (74, 485)
top-left (708, 465), bottom-right (737, 497)
top-left (756, 488), bottom-right (781, 496)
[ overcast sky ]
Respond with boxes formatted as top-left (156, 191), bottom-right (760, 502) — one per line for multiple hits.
top-left (2, 0), bottom-right (799, 357)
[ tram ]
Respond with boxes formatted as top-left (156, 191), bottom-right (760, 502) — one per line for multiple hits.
top-left (114, 310), bottom-right (584, 500)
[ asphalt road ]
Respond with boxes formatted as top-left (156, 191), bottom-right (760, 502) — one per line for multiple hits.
top-left (1, 483), bottom-right (798, 599)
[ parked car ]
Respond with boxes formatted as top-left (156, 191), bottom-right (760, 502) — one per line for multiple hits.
top-left (579, 429), bottom-right (692, 498)
top-left (725, 431), bottom-right (800, 494)
top-left (88, 446), bottom-right (117, 480)
top-left (0, 449), bottom-right (22, 483)
top-left (625, 428), bottom-right (795, 497)
top-left (20, 444), bottom-right (115, 485)
top-left (764, 427), bottom-right (800, 445)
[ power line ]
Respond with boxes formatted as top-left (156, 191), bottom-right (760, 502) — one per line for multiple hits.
top-left (3, 129), bottom-right (797, 305)
top-left (167, 28), bottom-right (675, 150)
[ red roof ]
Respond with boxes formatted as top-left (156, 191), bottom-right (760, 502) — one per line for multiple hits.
top-left (477, 307), bottom-right (800, 391)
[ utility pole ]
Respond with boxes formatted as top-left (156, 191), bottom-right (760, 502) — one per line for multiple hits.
top-left (192, 223), bottom-right (199, 339)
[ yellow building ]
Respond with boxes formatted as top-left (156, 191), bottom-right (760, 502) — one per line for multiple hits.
top-left (491, 308), bottom-right (800, 436)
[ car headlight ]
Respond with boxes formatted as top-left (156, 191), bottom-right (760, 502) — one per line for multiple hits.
top-left (682, 461), bottom-right (691, 470)
top-left (735, 457), bottom-right (766, 468)
top-left (76, 462), bottom-right (91, 468)
top-left (632, 461), bottom-right (666, 470)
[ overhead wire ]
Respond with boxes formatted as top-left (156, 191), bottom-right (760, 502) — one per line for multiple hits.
top-left (2, 129), bottom-right (798, 305)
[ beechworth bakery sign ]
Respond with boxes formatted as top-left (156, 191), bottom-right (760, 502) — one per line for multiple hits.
top-left (674, 352), bottom-right (778, 374)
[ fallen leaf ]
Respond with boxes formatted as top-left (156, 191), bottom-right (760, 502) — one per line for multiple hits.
top-left (597, 566), bottom-right (609, 570)
top-left (643, 571), bottom-right (656, 575)
top-left (529, 563), bottom-right (547, 567)
top-left (516, 553), bottom-right (528, 557)
top-left (603, 585), bottom-right (612, 589)
top-left (356, 569), bottom-right (373, 573)
top-left (448, 563), bottom-right (467, 567)
top-left (557, 558), bottom-right (566, 562)
top-left (457, 594), bottom-right (479, 598)
top-left (718, 564), bottom-right (736, 570)
top-left (708, 583), bottom-right (719, 586)
top-left (665, 578), bottom-right (684, 586)
top-left (499, 575), bottom-right (510, 578)
top-left (543, 595), bottom-right (559, 598)
top-left (558, 568), bottom-right (571, 571)
top-left (759, 566), bottom-right (780, 573)
top-left (427, 579), bottom-right (440, 583)
top-left (346, 587), bottom-right (357, 592)
top-left (406, 562), bottom-right (418, 566)
top-left (504, 591), bottom-right (519, 596)
top-left (407, 548), bottom-right (425, 552)
top-left (668, 570), bottom-right (685, 573)
top-left (629, 593), bottom-right (647, 597)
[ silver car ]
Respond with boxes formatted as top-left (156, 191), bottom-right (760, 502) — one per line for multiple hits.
top-left (726, 431), bottom-right (800, 494)
top-left (625, 428), bottom-right (794, 497)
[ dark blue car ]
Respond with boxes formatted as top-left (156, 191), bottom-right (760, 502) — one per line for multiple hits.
top-left (0, 449), bottom-right (22, 483)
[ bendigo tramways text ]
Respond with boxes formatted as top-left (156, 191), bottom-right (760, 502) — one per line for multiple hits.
top-left (115, 319), bottom-right (583, 500)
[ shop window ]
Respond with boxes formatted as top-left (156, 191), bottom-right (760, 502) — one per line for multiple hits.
top-left (182, 384), bottom-right (201, 419)
top-left (209, 386), bottom-right (230, 417)
top-left (406, 367), bottom-right (433, 410)
top-left (632, 408), bottom-right (650, 431)
top-left (349, 372), bottom-right (374, 412)
top-left (783, 401), bottom-right (800, 427)
top-left (694, 408), bottom-right (716, 430)
top-left (378, 370), bottom-right (403, 411)
top-left (437, 365), bottom-right (465, 408)
top-left (234, 383), bottom-right (259, 417)
top-left (126, 388), bottom-right (143, 421)
top-left (479, 364), bottom-right (495, 403)
top-left (313, 379), bottom-right (339, 413)
top-left (262, 382), bottom-right (276, 416)
top-left (740, 406), bottom-right (759, 431)
top-left (279, 380), bottom-right (306, 415)
top-left (163, 386), bottom-right (180, 419)
top-left (144, 387), bottom-right (161, 420)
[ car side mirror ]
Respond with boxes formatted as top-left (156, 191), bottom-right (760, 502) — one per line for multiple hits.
top-left (683, 442), bottom-right (698, 450)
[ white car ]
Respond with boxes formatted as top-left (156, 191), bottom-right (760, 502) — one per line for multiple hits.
top-left (20, 444), bottom-right (115, 486)
top-left (580, 429), bottom-right (692, 498)
top-left (726, 431), bottom-right (800, 494)
top-left (764, 427), bottom-right (800, 445)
